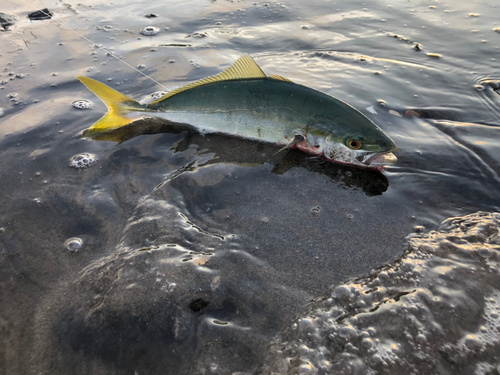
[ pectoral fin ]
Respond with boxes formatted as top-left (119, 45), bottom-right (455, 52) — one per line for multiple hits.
top-left (274, 134), bottom-right (305, 156)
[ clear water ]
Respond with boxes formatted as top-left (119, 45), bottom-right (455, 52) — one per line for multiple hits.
top-left (1, 0), bottom-right (499, 374)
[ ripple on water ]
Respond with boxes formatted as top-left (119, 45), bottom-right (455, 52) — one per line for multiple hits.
top-left (263, 212), bottom-right (500, 374)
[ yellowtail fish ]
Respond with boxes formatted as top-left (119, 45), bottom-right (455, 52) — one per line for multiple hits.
top-left (77, 54), bottom-right (397, 168)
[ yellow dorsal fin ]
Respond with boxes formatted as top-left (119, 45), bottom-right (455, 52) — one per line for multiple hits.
top-left (269, 74), bottom-right (293, 83)
top-left (149, 54), bottom-right (267, 105)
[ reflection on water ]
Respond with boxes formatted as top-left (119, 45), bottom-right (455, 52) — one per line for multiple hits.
top-left (1, 0), bottom-right (500, 373)
top-left (88, 119), bottom-right (389, 196)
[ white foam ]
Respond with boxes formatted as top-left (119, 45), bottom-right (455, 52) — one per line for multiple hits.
top-left (263, 212), bottom-right (500, 374)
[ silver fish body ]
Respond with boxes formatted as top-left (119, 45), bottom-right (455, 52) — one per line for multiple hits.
top-left (78, 55), bottom-right (397, 168)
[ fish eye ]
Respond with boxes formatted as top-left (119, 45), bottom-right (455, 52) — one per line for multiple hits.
top-left (346, 137), bottom-right (362, 150)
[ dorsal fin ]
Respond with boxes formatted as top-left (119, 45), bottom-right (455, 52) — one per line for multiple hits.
top-left (269, 74), bottom-right (293, 83)
top-left (149, 54), bottom-right (267, 105)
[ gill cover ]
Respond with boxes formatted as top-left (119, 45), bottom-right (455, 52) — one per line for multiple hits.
top-left (76, 76), bottom-right (143, 138)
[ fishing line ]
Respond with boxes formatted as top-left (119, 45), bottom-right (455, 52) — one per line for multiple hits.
top-left (20, 0), bottom-right (169, 90)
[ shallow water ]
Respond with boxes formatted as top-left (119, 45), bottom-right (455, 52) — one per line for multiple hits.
top-left (1, 0), bottom-right (500, 374)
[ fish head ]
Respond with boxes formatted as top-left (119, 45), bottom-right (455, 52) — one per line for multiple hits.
top-left (305, 113), bottom-right (398, 168)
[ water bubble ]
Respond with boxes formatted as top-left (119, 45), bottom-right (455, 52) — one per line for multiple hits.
top-left (298, 318), bottom-right (316, 334)
top-left (479, 247), bottom-right (493, 258)
top-left (333, 285), bottom-right (351, 299)
top-left (140, 26), bottom-right (160, 36)
top-left (415, 333), bottom-right (427, 343)
top-left (338, 325), bottom-right (357, 338)
top-left (191, 32), bottom-right (208, 38)
top-left (464, 334), bottom-right (483, 350)
top-left (70, 153), bottom-right (97, 169)
top-left (356, 56), bottom-right (370, 63)
top-left (72, 100), bottom-right (92, 109)
top-left (64, 237), bottom-right (82, 252)
top-left (137, 64), bottom-right (146, 69)
top-left (361, 338), bottom-right (374, 348)
top-left (311, 206), bottom-right (320, 215)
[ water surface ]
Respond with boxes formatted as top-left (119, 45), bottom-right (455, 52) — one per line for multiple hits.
top-left (1, 0), bottom-right (500, 373)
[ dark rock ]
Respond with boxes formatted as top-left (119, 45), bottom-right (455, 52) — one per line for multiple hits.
top-left (28, 8), bottom-right (53, 21)
top-left (0, 12), bottom-right (17, 30)
top-left (188, 298), bottom-right (210, 312)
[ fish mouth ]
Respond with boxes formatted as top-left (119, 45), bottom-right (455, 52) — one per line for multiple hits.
top-left (364, 151), bottom-right (398, 166)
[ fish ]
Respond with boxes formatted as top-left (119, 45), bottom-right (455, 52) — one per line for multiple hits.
top-left (77, 54), bottom-right (397, 168)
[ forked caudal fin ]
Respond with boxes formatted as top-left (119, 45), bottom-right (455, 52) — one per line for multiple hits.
top-left (76, 76), bottom-right (144, 138)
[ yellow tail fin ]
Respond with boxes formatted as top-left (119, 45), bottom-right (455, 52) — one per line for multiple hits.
top-left (76, 76), bottom-right (144, 138)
